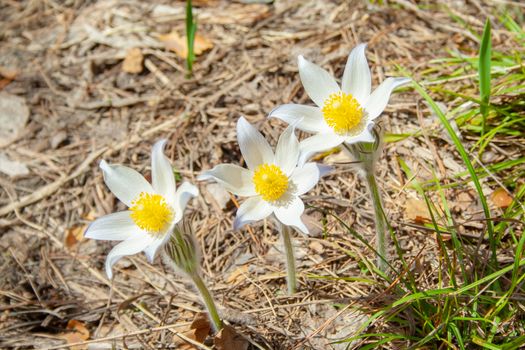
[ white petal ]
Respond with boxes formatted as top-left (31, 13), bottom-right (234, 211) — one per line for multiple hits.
top-left (84, 211), bottom-right (138, 241)
top-left (298, 133), bottom-right (346, 166)
top-left (198, 164), bottom-right (255, 196)
top-left (341, 44), bottom-right (371, 105)
top-left (268, 104), bottom-right (330, 133)
top-left (237, 117), bottom-right (274, 170)
top-left (298, 55), bottom-right (340, 107)
top-left (173, 182), bottom-right (199, 223)
top-left (343, 123), bottom-right (376, 145)
top-left (105, 234), bottom-right (153, 279)
top-left (143, 234), bottom-right (170, 263)
top-left (290, 162), bottom-right (320, 195)
top-left (273, 196), bottom-right (308, 234)
top-left (274, 124), bottom-right (300, 176)
top-left (364, 77), bottom-right (411, 120)
top-left (233, 196), bottom-right (273, 231)
top-left (100, 160), bottom-right (153, 207)
top-left (317, 164), bottom-right (333, 177)
top-left (151, 139), bottom-right (176, 204)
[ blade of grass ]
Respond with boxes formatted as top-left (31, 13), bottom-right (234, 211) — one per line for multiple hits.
top-left (433, 171), bottom-right (468, 284)
top-left (501, 335), bottom-right (525, 350)
top-left (185, 0), bottom-right (196, 76)
top-left (398, 157), bottom-right (458, 288)
top-left (449, 322), bottom-right (466, 350)
top-left (411, 81), bottom-right (498, 282)
top-left (472, 336), bottom-right (502, 350)
top-left (479, 19), bottom-right (492, 137)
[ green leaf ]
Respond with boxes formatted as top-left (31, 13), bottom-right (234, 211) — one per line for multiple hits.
top-left (411, 80), bottom-right (498, 282)
top-left (479, 19), bottom-right (492, 136)
top-left (185, 0), bottom-right (197, 75)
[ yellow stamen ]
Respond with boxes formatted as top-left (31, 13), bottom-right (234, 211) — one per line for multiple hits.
top-left (130, 192), bottom-right (173, 234)
top-left (253, 164), bottom-right (289, 202)
top-left (322, 92), bottom-right (364, 135)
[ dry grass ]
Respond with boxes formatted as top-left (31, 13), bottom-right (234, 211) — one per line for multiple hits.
top-left (0, 0), bottom-right (523, 349)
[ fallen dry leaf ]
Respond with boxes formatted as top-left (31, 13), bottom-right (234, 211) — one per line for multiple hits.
top-left (0, 66), bottom-right (18, 80)
top-left (491, 188), bottom-right (513, 208)
top-left (455, 191), bottom-right (474, 212)
top-left (0, 79), bottom-right (12, 90)
top-left (65, 211), bottom-right (95, 249)
top-left (205, 183), bottom-right (231, 210)
top-left (64, 225), bottom-right (86, 250)
top-left (214, 324), bottom-right (249, 350)
top-left (122, 47), bottom-right (144, 74)
top-left (158, 31), bottom-right (213, 59)
top-left (59, 319), bottom-right (90, 350)
top-left (173, 312), bottom-right (211, 349)
top-left (0, 152), bottom-right (29, 177)
top-left (226, 265), bottom-right (249, 284)
top-left (404, 198), bottom-right (431, 224)
top-left (0, 92), bottom-right (29, 147)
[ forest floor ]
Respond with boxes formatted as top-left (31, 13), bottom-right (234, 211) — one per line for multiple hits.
top-left (1, 0), bottom-right (524, 349)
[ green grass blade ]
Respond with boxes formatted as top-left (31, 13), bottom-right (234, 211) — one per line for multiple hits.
top-left (479, 19), bottom-right (492, 136)
top-left (501, 335), bottom-right (525, 350)
top-left (473, 336), bottom-right (502, 350)
top-left (455, 259), bottom-right (525, 295)
top-left (411, 81), bottom-right (498, 280)
top-left (449, 322), bottom-right (466, 350)
top-left (185, 0), bottom-right (197, 75)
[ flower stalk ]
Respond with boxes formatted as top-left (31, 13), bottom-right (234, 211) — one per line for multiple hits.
top-left (344, 126), bottom-right (389, 272)
top-left (189, 272), bottom-right (222, 331)
top-left (280, 223), bottom-right (297, 295)
top-left (364, 166), bottom-right (388, 272)
top-left (164, 222), bottom-right (222, 331)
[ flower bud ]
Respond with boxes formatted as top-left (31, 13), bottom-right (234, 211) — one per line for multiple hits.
top-left (163, 221), bottom-right (200, 276)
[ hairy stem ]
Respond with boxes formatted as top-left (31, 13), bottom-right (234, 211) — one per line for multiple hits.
top-left (190, 272), bottom-right (222, 331)
top-left (281, 223), bottom-right (297, 294)
top-left (364, 169), bottom-right (388, 272)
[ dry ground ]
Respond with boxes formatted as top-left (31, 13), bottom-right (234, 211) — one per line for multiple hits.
top-left (0, 0), bottom-right (523, 349)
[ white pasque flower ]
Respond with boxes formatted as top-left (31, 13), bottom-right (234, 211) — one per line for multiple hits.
top-left (84, 140), bottom-right (199, 279)
top-left (269, 44), bottom-right (410, 163)
top-left (198, 117), bottom-right (324, 234)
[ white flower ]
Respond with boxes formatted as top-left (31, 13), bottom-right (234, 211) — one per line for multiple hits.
top-left (84, 140), bottom-right (199, 279)
top-left (269, 44), bottom-right (410, 164)
top-left (198, 117), bottom-right (326, 234)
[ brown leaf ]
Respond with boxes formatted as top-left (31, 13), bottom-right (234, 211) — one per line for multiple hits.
top-left (158, 31), bottom-right (213, 59)
top-left (0, 92), bottom-right (29, 147)
top-left (404, 198), bottom-right (431, 224)
top-left (214, 324), bottom-right (249, 350)
top-left (0, 66), bottom-right (18, 80)
top-left (122, 47), bottom-right (144, 74)
top-left (65, 225), bottom-right (86, 249)
top-left (65, 212), bottom-right (95, 249)
top-left (226, 265), bottom-right (248, 284)
top-left (0, 79), bottom-right (12, 90)
top-left (491, 188), bottom-right (513, 208)
top-left (173, 312), bottom-right (211, 349)
top-left (59, 320), bottom-right (90, 350)
top-left (0, 66), bottom-right (18, 90)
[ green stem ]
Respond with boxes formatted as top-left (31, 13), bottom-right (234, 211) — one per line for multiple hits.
top-left (281, 223), bottom-right (297, 294)
top-left (190, 272), bottom-right (222, 331)
top-left (364, 169), bottom-right (389, 272)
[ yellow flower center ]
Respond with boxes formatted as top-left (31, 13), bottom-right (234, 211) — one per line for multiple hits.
top-left (253, 164), bottom-right (289, 202)
top-left (322, 92), bottom-right (364, 135)
top-left (130, 192), bottom-right (173, 234)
